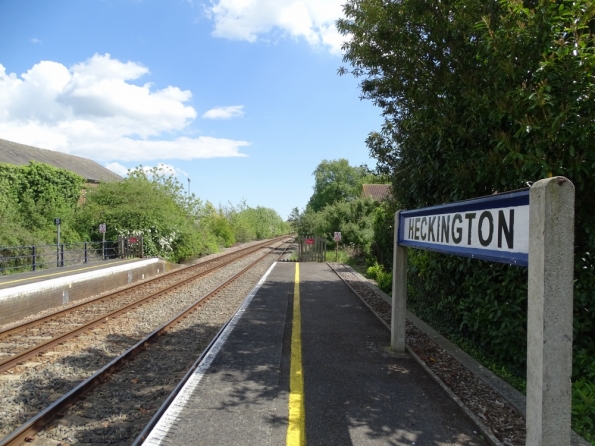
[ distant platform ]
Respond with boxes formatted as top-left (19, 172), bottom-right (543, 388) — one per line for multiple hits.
top-left (0, 258), bottom-right (167, 326)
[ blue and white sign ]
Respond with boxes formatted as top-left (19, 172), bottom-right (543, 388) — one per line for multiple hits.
top-left (398, 189), bottom-right (529, 265)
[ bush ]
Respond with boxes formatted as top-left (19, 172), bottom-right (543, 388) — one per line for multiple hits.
top-left (75, 169), bottom-right (209, 262)
top-left (366, 262), bottom-right (392, 294)
top-left (573, 379), bottom-right (595, 443)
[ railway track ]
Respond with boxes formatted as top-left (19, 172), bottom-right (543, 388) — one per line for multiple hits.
top-left (0, 237), bottom-right (287, 374)
top-left (0, 238), bottom-right (293, 445)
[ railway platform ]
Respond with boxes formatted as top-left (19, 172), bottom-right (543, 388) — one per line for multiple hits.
top-left (0, 258), bottom-right (151, 290)
top-left (0, 258), bottom-right (169, 326)
top-left (142, 262), bottom-right (487, 446)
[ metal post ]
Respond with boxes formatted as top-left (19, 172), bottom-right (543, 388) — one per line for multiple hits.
top-left (102, 231), bottom-right (106, 260)
top-left (56, 224), bottom-right (61, 268)
top-left (60, 244), bottom-right (64, 267)
top-left (391, 210), bottom-right (408, 352)
top-left (32, 246), bottom-right (36, 272)
top-left (84, 242), bottom-right (88, 264)
top-left (526, 177), bottom-right (574, 446)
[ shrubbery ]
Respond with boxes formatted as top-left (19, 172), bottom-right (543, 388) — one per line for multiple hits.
top-left (0, 162), bottom-right (85, 246)
top-left (338, 0), bottom-right (595, 439)
top-left (0, 162), bottom-right (290, 265)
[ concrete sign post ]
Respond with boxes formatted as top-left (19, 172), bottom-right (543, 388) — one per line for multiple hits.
top-left (392, 177), bottom-right (574, 446)
top-left (391, 210), bottom-right (408, 352)
top-left (526, 178), bottom-right (574, 445)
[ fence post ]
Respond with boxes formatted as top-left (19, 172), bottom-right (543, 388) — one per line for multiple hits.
top-left (140, 236), bottom-right (144, 258)
top-left (32, 246), bottom-right (37, 271)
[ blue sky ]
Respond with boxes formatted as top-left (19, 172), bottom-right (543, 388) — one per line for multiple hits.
top-left (0, 0), bottom-right (382, 219)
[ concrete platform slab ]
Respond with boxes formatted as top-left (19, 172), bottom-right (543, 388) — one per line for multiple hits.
top-left (0, 258), bottom-right (169, 326)
top-left (143, 262), bottom-right (488, 446)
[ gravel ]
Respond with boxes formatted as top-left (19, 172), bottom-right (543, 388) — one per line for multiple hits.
top-left (0, 240), bottom-right (289, 442)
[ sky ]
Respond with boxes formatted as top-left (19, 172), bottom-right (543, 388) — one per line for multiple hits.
top-left (0, 0), bottom-right (383, 220)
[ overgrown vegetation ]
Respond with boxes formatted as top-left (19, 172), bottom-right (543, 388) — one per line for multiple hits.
top-left (337, 0), bottom-right (595, 440)
top-left (291, 158), bottom-right (391, 258)
top-left (0, 163), bottom-right (290, 265)
top-left (0, 162), bottom-right (85, 247)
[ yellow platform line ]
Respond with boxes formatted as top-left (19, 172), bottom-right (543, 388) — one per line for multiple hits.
top-left (287, 262), bottom-right (305, 446)
top-left (0, 259), bottom-right (134, 285)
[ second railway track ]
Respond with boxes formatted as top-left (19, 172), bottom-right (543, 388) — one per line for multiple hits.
top-left (0, 237), bottom-right (293, 444)
top-left (0, 237), bottom-right (287, 373)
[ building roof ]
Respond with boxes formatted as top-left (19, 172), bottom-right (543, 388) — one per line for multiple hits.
top-left (362, 184), bottom-right (391, 201)
top-left (0, 138), bottom-right (122, 183)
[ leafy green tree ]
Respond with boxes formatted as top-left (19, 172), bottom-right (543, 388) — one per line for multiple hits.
top-left (0, 162), bottom-right (85, 243)
top-left (307, 159), bottom-right (376, 211)
top-left (339, 1), bottom-right (595, 436)
top-left (75, 168), bottom-right (218, 262)
top-left (200, 203), bottom-right (236, 247)
top-left (221, 200), bottom-right (290, 243)
top-left (296, 198), bottom-right (377, 254)
top-left (287, 207), bottom-right (301, 233)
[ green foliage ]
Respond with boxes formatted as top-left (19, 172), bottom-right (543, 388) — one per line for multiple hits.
top-left (339, 0), bottom-right (595, 438)
top-left (295, 197), bottom-right (378, 255)
top-left (223, 200), bottom-right (290, 243)
top-left (75, 167), bottom-right (219, 262)
top-left (0, 162), bottom-right (289, 270)
top-left (307, 159), bottom-right (377, 212)
top-left (0, 162), bottom-right (85, 244)
top-left (573, 379), bottom-right (595, 443)
top-left (370, 198), bottom-right (398, 268)
top-left (366, 262), bottom-right (392, 294)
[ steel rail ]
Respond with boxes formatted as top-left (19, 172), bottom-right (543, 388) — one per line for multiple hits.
top-left (0, 237), bottom-right (287, 340)
top-left (0, 237), bottom-right (289, 375)
top-left (0, 239), bottom-right (291, 446)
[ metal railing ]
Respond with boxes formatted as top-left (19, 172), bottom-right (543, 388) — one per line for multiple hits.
top-left (0, 237), bottom-right (142, 275)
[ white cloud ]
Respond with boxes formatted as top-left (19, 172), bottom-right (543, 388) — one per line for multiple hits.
top-left (140, 163), bottom-right (189, 177)
top-left (105, 162), bottom-right (130, 176)
top-left (30, 38), bottom-right (42, 44)
top-left (202, 105), bottom-right (245, 119)
top-left (105, 162), bottom-right (189, 178)
top-left (206, 0), bottom-right (345, 54)
top-left (0, 54), bottom-right (250, 161)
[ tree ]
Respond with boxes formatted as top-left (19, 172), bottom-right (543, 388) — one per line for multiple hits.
top-left (307, 159), bottom-right (375, 211)
top-left (75, 168), bottom-right (218, 262)
top-left (0, 162), bottom-right (85, 243)
top-left (287, 207), bottom-right (300, 233)
top-left (338, 1), bottom-right (595, 436)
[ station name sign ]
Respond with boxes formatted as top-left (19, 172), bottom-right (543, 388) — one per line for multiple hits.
top-left (398, 189), bottom-right (529, 265)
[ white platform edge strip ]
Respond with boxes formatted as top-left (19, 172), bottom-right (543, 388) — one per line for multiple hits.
top-left (0, 258), bottom-right (159, 301)
top-left (142, 261), bottom-right (279, 445)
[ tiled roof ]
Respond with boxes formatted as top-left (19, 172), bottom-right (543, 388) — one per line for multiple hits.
top-left (361, 184), bottom-right (391, 201)
top-left (0, 138), bottom-right (122, 183)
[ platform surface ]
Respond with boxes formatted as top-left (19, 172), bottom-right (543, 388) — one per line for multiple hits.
top-left (144, 262), bottom-right (487, 446)
top-left (0, 258), bottom-right (148, 290)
